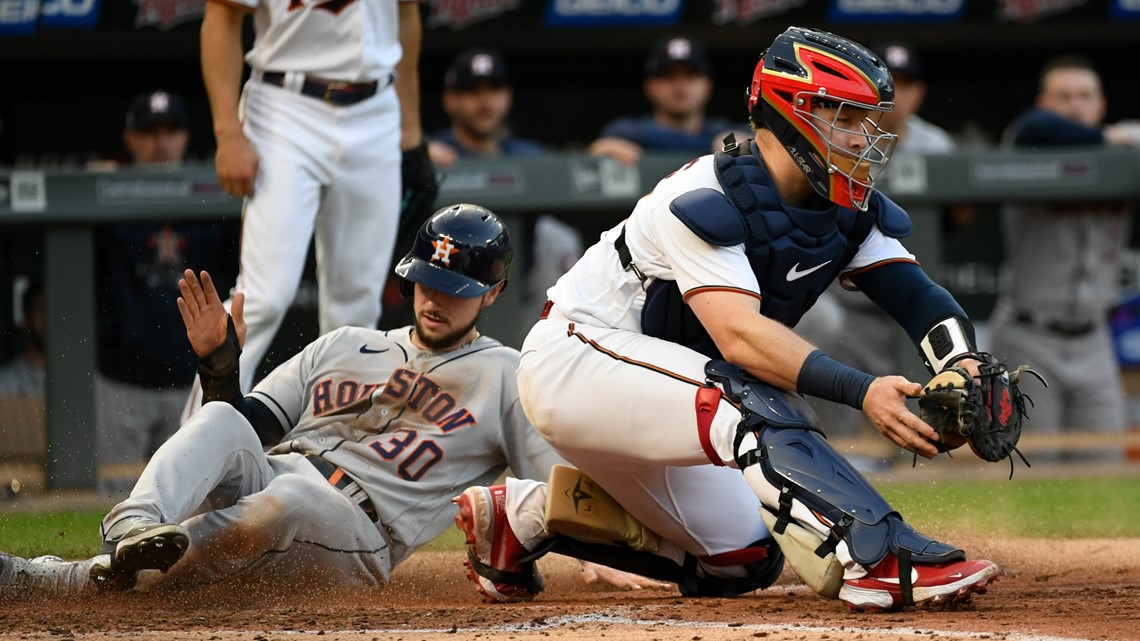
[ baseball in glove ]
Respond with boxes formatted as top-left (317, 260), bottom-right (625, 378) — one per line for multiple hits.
top-left (918, 353), bottom-right (1047, 472)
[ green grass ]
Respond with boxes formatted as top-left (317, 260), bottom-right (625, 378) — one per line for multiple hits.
top-left (0, 509), bottom-right (106, 559)
top-left (2, 477), bottom-right (1137, 560)
top-left (878, 476), bottom-right (1140, 539)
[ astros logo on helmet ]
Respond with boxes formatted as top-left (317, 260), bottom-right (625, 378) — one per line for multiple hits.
top-left (432, 236), bottom-right (459, 265)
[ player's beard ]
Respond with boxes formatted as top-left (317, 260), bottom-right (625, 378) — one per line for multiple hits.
top-left (414, 310), bottom-right (480, 351)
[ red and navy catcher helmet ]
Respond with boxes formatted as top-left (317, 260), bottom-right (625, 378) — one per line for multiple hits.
top-left (747, 27), bottom-right (897, 211)
top-left (395, 203), bottom-right (512, 299)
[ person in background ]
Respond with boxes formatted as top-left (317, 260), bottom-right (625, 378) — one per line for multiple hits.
top-left (0, 279), bottom-right (45, 398)
top-left (589, 36), bottom-right (739, 165)
top-left (0, 279), bottom-right (47, 497)
top-left (93, 90), bottom-right (240, 496)
top-left (428, 47), bottom-right (542, 166)
top-left (425, 47), bottom-right (582, 331)
top-left (187, 0), bottom-right (429, 423)
top-left (988, 54), bottom-right (1140, 461)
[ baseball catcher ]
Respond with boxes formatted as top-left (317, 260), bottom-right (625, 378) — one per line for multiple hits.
top-left (917, 352), bottom-right (1046, 472)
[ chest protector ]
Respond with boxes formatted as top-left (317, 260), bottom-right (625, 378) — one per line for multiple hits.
top-left (637, 139), bottom-right (910, 358)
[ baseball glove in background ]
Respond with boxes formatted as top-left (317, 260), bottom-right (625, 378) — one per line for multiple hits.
top-left (397, 139), bottom-right (440, 250)
top-left (918, 353), bottom-right (1047, 468)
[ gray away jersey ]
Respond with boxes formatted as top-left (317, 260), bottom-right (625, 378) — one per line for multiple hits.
top-left (253, 325), bottom-right (562, 566)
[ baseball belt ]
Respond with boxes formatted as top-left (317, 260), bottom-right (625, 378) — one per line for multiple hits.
top-left (1012, 311), bottom-right (1095, 337)
top-left (261, 71), bottom-right (394, 107)
top-left (304, 455), bottom-right (379, 522)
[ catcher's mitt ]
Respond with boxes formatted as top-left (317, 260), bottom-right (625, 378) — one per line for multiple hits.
top-left (918, 354), bottom-right (1047, 469)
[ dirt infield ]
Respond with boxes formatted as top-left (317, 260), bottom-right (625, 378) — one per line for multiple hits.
top-left (2, 536), bottom-right (1137, 641)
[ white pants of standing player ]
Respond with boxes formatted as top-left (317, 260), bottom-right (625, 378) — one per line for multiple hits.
top-left (103, 402), bottom-right (391, 588)
top-left (182, 76), bottom-right (401, 422)
top-left (517, 313), bottom-right (867, 579)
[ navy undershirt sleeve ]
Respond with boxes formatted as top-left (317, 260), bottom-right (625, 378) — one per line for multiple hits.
top-left (850, 261), bottom-right (972, 345)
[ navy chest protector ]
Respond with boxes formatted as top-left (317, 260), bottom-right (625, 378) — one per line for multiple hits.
top-left (637, 141), bottom-right (910, 358)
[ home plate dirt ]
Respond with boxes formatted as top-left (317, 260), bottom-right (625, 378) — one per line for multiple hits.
top-left (1, 536), bottom-right (1137, 641)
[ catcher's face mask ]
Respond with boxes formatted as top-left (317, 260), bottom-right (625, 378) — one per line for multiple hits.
top-left (795, 96), bottom-right (897, 211)
top-left (747, 26), bottom-right (898, 211)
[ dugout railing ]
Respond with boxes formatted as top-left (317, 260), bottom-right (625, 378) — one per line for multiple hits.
top-left (2, 147), bottom-right (1139, 489)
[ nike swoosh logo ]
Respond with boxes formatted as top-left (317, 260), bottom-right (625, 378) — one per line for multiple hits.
top-left (359, 345), bottom-right (388, 354)
top-left (874, 569), bottom-right (920, 584)
top-left (786, 260), bottom-right (832, 281)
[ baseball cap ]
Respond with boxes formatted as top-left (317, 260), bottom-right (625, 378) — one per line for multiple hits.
top-left (444, 48), bottom-right (510, 91)
top-left (125, 90), bottom-right (189, 131)
top-left (645, 36), bottom-right (712, 77)
top-left (871, 42), bottom-right (923, 82)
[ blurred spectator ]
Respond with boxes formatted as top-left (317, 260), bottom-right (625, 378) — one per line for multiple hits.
top-left (588, 36), bottom-right (741, 165)
top-left (423, 47), bottom-right (582, 335)
top-left (428, 47), bottom-right (542, 166)
top-left (93, 90), bottom-right (240, 496)
top-left (796, 42), bottom-right (958, 448)
top-left (987, 55), bottom-right (1140, 461)
top-left (0, 279), bottom-right (46, 496)
top-left (0, 279), bottom-right (45, 397)
top-left (872, 42), bottom-right (954, 159)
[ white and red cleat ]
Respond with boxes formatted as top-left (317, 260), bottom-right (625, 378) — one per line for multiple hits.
top-left (839, 553), bottom-right (998, 612)
top-left (453, 485), bottom-right (543, 603)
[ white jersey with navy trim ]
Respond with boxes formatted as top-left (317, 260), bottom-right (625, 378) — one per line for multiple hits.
top-left (546, 153), bottom-right (913, 333)
top-left (256, 325), bottom-right (562, 565)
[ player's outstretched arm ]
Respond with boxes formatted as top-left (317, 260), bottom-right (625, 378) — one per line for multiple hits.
top-left (579, 561), bottom-right (672, 591)
top-left (176, 269), bottom-right (246, 357)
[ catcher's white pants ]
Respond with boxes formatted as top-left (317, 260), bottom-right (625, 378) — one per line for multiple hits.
top-left (518, 315), bottom-right (868, 577)
top-left (104, 402), bottom-right (391, 588)
top-left (516, 315), bottom-right (771, 560)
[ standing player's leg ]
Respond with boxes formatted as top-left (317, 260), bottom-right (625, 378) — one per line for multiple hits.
top-left (313, 89), bottom-right (401, 334)
top-left (230, 84), bottom-right (333, 390)
top-left (180, 84), bottom-right (330, 422)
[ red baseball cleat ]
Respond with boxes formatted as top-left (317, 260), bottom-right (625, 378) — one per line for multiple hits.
top-left (452, 485), bottom-right (543, 603)
top-left (839, 553), bottom-right (998, 612)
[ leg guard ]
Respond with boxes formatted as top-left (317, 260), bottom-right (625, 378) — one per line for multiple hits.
top-left (542, 464), bottom-right (782, 597)
top-left (544, 464), bottom-right (660, 552)
top-left (706, 360), bottom-right (964, 599)
top-left (543, 535), bottom-right (783, 598)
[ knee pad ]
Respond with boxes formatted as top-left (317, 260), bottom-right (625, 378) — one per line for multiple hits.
top-left (704, 359), bottom-right (821, 468)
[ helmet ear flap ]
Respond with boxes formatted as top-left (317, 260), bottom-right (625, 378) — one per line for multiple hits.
top-left (398, 277), bottom-right (414, 301)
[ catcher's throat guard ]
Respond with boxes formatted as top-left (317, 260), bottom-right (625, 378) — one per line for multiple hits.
top-left (705, 360), bottom-right (965, 596)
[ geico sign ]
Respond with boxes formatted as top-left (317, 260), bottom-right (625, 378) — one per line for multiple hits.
top-left (552, 0), bottom-right (682, 15)
top-left (40, 0), bottom-right (97, 17)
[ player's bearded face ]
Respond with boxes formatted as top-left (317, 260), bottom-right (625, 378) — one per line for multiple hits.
top-left (413, 284), bottom-right (484, 350)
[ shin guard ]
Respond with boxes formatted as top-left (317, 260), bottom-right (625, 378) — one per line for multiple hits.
top-left (706, 360), bottom-right (964, 595)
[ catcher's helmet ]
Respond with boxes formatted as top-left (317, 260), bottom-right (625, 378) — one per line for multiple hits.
top-left (395, 203), bottom-right (512, 299)
top-left (747, 26), bottom-right (897, 211)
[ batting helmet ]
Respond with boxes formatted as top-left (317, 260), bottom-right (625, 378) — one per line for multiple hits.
top-left (747, 26), bottom-right (897, 211)
top-left (395, 203), bottom-right (512, 299)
